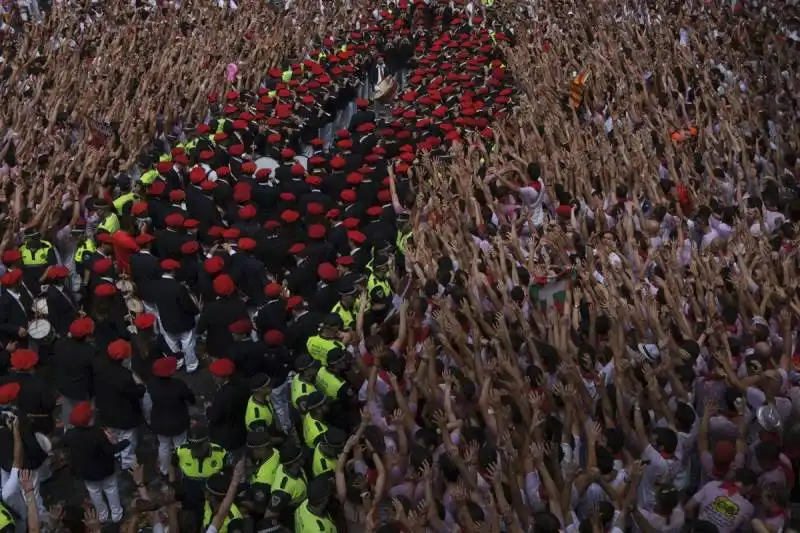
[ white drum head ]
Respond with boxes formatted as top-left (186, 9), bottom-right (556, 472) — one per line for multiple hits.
top-left (255, 156), bottom-right (279, 174)
top-left (294, 155), bottom-right (308, 170)
top-left (126, 298), bottom-right (144, 314)
top-left (28, 319), bottom-right (52, 340)
top-left (32, 298), bottom-right (48, 316)
top-left (116, 279), bottom-right (134, 293)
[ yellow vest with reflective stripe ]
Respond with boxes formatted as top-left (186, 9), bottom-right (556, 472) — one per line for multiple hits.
top-left (216, 119), bottom-right (231, 135)
top-left (271, 463), bottom-right (307, 506)
top-left (306, 335), bottom-right (343, 366)
top-left (74, 240), bottom-right (97, 264)
top-left (396, 230), bottom-right (411, 254)
top-left (140, 169), bottom-right (159, 185)
top-left (331, 301), bottom-right (354, 330)
top-left (113, 192), bottom-right (137, 215)
top-left (315, 367), bottom-right (345, 400)
top-left (367, 274), bottom-right (391, 300)
top-left (159, 153), bottom-right (172, 162)
top-left (312, 446), bottom-right (335, 477)
top-left (317, 52), bottom-right (328, 62)
top-left (251, 451), bottom-right (281, 485)
top-left (295, 501), bottom-right (337, 533)
top-left (20, 240), bottom-right (53, 266)
top-left (269, 90), bottom-right (277, 98)
top-left (175, 444), bottom-right (226, 479)
top-left (282, 70), bottom-right (293, 83)
top-left (302, 413), bottom-right (328, 448)
top-left (185, 138), bottom-right (200, 153)
top-left (0, 503), bottom-right (14, 531)
top-left (290, 375), bottom-right (318, 409)
top-left (203, 502), bottom-right (242, 533)
top-left (98, 213), bottom-right (120, 234)
top-left (245, 396), bottom-right (275, 430)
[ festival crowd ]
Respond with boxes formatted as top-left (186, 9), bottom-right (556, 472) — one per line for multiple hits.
top-left (1, 0), bottom-right (800, 532)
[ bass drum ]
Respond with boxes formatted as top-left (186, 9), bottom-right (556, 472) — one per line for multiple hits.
top-left (28, 319), bottom-right (54, 344)
top-left (255, 156), bottom-right (279, 175)
top-left (294, 155), bottom-right (308, 170)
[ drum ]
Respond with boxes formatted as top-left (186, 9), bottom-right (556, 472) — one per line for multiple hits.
top-left (28, 319), bottom-right (54, 344)
top-left (375, 76), bottom-right (398, 103)
top-left (255, 156), bottom-right (279, 174)
top-left (32, 298), bottom-right (48, 316)
top-left (126, 297), bottom-right (144, 314)
top-left (116, 279), bottom-right (135, 294)
top-left (294, 155), bottom-right (308, 170)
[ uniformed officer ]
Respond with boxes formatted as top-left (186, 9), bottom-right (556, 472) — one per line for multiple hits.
top-left (203, 471), bottom-right (245, 533)
top-left (330, 282), bottom-right (358, 331)
top-left (297, 391), bottom-right (329, 450)
top-left (311, 427), bottom-right (346, 479)
top-left (314, 348), bottom-right (350, 404)
top-left (19, 226), bottom-right (57, 292)
top-left (0, 501), bottom-right (14, 533)
top-left (244, 429), bottom-right (282, 516)
top-left (394, 212), bottom-right (412, 269)
top-left (267, 440), bottom-right (308, 519)
top-left (294, 477), bottom-right (337, 533)
top-left (173, 425), bottom-right (227, 515)
top-left (290, 355), bottom-right (321, 412)
top-left (366, 253), bottom-right (393, 304)
top-left (95, 198), bottom-right (121, 235)
top-left (306, 314), bottom-right (346, 366)
top-left (245, 374), bottom-right (278, 433)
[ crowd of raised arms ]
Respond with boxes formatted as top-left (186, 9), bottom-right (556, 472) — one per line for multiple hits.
top-left (0, 0), bottom-right (799, 532)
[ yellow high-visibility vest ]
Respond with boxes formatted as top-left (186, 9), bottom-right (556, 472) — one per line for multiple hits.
top-left (245, 396), bottom-right (275, 430)
top-left (20, 240), bottom-right (53, 266)
top-left (174, 444), bottom-right (226, 479)
top-left (98, 213), bottom-right (120, 234)
top-left (113, 192), bottom-right (137, 215)
top-left (202, 502), bottom-right (242, 533)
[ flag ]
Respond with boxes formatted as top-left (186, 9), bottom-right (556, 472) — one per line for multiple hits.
top-left (529, 269), bottom-right (572, 312)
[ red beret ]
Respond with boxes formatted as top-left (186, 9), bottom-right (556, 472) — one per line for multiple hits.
top-left (204, 256), bottom-right (225, 275)
top-left (309, 156), bottom-right (327, 166)
top-left (356, 122), bottom-right (376, 133)
top-left (238, 205), bottom-right (257, 220)
top-left (69, 317), bottom-right (95, 338)
top-left (156, 161), bottom-right (174, 174)
top-left (228, 318), bottom-right (252, 335)
top-left (180, 241), bottom-right (199, 255)
top-left (340, 189), bottom-right (357, 203)
top-left (310, 138), bottom-right (325, 147)
top-left (306, 176), bottom-right (323, 187)
top-left (308, 224), bottom-right (327, 240)
top-left (0, 382), bottom-right (21, 405)
top-left (264, 220), bottom-right (281, 230)
top-left (10, 349), bottom-right (39, 371)
top-left (209, 358), bottom-right (235, 378)
top-left (45, 265), bottom-right (70, 280)
top-left (134, 313), bottom-right (156, 330)
top-left (288, 243), bottom-right (306, 255)
top-left (196, 123), bottom-right (211, 135)
top-left (94, 283), bottom-right (117, 297)
top-left (1, 249), bottom-right (21, 264)
top-left (378, 190), bottom-right (392, 203)
top-left (286, 295), bottom-right (304, 311)
top-left (336, 255), bottom-right (355, 267)
top-left (317, 262), bottom-right (338, 281)
top-left (366, 206), bottom-right (383, 217)
top-left (326, 209), bottom-right (340, 220)
top-left (213, 274), bottom-right (235, 296)
top-left (346, 172), bottom-right (363, 185)
top-left (189, 167), bottom-right (207, 184)
top-left (131, 202), bottom-right (149, 217)
top-left (264, 330), bottom-right (285, 345)
top-left (228, 145), bottom-right (244, 157)
top-left (96, 232), bottom-right (114, 244)
top-left (232, 120), bottom-right (248, 131)
top-left (152, 356), bottom-right (178, 378)
top-left (238, 237), bottom-right (257, 251)
top-left (241, 162), bottom-right (257, 175)
top-left (69, 401), bottom-right (93, 427)
top-left (199, 150), bottom-right (215, 161)
top-left (169, 190), bottom-right (186, 202)
top-left (0, 269), bottom-right (22, 286)
top-left (107, 339), bottom-right (132, 360)
top-left (337, 139), bottom-right (353, 150)
top-left (255, 169), bottom-right (271, 181)
top-left (266, 133), bottom-right (282, 144)
top-left (280, 192), bottom-right (296, 202)
top-left (222, 228), bottom-right (241, 240)
top-left (281, 210), bottom-right (300, 223)
top-left (135, 233), bottom-right (155, 245)
top-left (330, 156), bottom-right (346, 169)
top-left (336, 129), bottom-right (350, 139)
top-left (184, 219), bottom-right (200, 230)
top-left (165, 213), bottom-right (185, 228)
top-left (307, 202), bottom-right (324, 216)
top-left (92, 257), bottom-right (113, 274)
top-left (280, 148), bottom-right (296, 159)
top-left (348, 230), bottom-right (367, 244)
top-left (265, 282), bottom-right (283, 298)
top-left (555, 204), bottom-right (573, 218)
top-left (160, 259), bottom-right (181, 272)
top-left (175, 154), bottom-right (190, 166)
top-left (356, 98), bottom-right (369, 109)
top-left (343, 217), bottom-right (359, 229)
top-left (148, 181), bottom-right (166, 197)
top-left (200, 180), bottom-right (217, 192)
top-left (291, 164), bottom-right (305, 176)
top-left (218, 167), bottom-right (231, 177)
top-left (207, 226), bottom-right (225, 239)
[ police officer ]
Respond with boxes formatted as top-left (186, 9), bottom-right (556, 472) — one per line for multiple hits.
top-left (330, 282), bottom-right (358, 331)
top-left (95, 198), bottom-right (121, 235)
top-left (246, 374), bottom-right (278, 433)
top-left (306, 314), bottom-right (346, 366)
top-left (366, 254), bottom-right (393, 304)
top-left (173, 425), bottom-right (227, 515)
top-left (290, 355), bottom-right (321, 413)
top-left (268, 440), bottom-right (308, 519)
top-left (0, 502), bottom-right (14, 533)
top-left (297, 391), bottom-right (329, 450)
top-left (113, 176), bottom-right (138, 217)
top-left (244, 429), bottom-right (282, 516)
top-left (19, 227), bottom-right (57, 292)
top-left (294, 477), bottom-right (337, 533)
top-left (394, 212), bottom-right (412, 269)
top-left (311, 427), bottom-right (346, 479)
top-left (203, 471), bottom-right (245, 533)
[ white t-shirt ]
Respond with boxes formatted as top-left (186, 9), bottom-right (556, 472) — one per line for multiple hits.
top-left (637, 445), bottom-right (677, 510)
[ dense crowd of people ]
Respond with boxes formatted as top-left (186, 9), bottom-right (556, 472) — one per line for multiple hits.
top-left (1, 0), bottom-right (800, 532)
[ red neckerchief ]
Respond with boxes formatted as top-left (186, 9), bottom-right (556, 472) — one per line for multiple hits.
top-left (766, 505), bottom-right (787, 519)
top-left (660, 451), bottom-right (674, 460)
top-left (719, 481), bottom-right (739, 496)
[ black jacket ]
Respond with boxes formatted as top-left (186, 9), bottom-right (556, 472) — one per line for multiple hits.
top-left (146, 375), bottom-right (195, 437)
top-left (129, 250), bottom-right (162, 304)
top-left (152, 276), bottom-right (198, 334)
top-left (45, 284), bottom-right (78, 337)
top-left (0, 290), bottom-right (30, 344)
top-left (60, 425), bottom-right (129, 481)
top-left (52, 337), bottom-right (96, 400)
top-left (196, 295), bottom-right (248, 359)
top-left (93, 357), bottom-right (145, 430)
top-left (206, 379), bottom-right (249, 451)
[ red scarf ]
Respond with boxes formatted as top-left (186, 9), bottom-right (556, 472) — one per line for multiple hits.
top-left (719, 481), bottom-right (739, 496)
